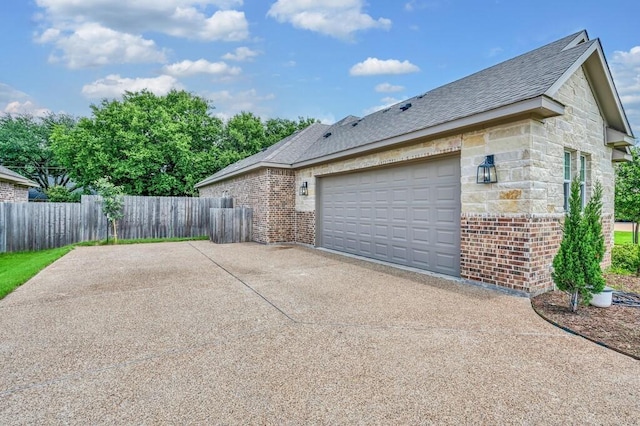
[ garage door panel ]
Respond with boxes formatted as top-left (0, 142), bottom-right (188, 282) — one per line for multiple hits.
top-left (320, 156), bottom-right (460, 276)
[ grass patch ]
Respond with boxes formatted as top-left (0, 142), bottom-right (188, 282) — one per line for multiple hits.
top-left (0, 246), bottom-right (74, 299)
top-left (615, 231), bottom-right (634, 245)
top-left (76, 235), bottom-right (208, 246)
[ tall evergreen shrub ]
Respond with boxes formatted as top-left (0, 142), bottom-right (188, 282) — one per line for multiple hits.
top-left (552, 180), bottom-right (605, 312)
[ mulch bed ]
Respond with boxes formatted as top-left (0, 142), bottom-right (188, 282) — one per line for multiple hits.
top-left (531, 273), bottom-right (640, 360)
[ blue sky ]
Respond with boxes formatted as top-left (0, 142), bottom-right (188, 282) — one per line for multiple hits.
top-left (1, 1), bottom-right (639, 136)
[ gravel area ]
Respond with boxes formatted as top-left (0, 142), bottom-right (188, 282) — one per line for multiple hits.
top-left (1, 241), bottom-right (638, 424)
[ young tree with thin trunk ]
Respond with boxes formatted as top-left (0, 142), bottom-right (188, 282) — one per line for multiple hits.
top-left (95, 177), bottom-right (124, 244)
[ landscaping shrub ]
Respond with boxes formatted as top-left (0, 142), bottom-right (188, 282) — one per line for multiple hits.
top-left (611, 244), bottom-right (640, 275)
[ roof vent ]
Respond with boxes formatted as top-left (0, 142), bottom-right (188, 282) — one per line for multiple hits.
top-left (400, 103), bottom-right (412, 111)
top-left (382, 108), bottom-right (391, 113)
top-left (323, 132), bottom-right (332, 138)
top-left (352, 120), bottom-right (360, 127)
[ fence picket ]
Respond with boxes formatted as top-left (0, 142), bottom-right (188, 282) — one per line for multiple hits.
top-left (0, 196), bottom-right (236, 253)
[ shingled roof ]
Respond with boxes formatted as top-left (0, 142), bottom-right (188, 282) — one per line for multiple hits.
top-left (0, 165), bottom-right (38, 187)
top-left (196, 30), bottom-right (633, 187)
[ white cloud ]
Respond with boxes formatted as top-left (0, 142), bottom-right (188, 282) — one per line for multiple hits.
top-left (611, 46), bottom-right (640, 136)
top-left (350, 58), bottom-right (420, 76)
top-left (37, 23), bottom-right (166, 69)
top-left (363, 97), bottom-right (401, 115)
top-left (34, 0), bottom-right (249, 68)
top-left (3, 101), bottom-right (51, 117)
top-left (81, 74), bottom-right (180, 98)
top-left (267, 0), bottom-right (391, 40)
top-left (222, 47), bottom-right (260, 62)
top-left (206, 89), bottom-right (275, 119)
top-left (163, 59), bottom-right (241, 77)
top-left (375, 82), bottom-right (404, 93)
top-left (0, 84), bottom-right (50, 117)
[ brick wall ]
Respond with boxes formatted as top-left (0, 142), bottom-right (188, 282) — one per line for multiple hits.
top-left (295, 211), bottom-right (315, 245)
top-left (198, 168), bottom-right (296, 243)
top-left (461, 214), bottom-right (562, 294)
top-left (461, 212), bottom-right (614, 294)
top-left (0, 181), bottom-right (29, 203)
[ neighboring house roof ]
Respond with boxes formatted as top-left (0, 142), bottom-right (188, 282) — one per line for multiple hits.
top-left (0, 165), bottom-right (39, 187)
top-left (197, 30), bottom-right (634, 187)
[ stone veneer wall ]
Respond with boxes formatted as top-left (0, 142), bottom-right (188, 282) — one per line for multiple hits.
top-left (0, 181), bottom-right (29, 202)
top-left (458, 66), bottom-right (614, 292)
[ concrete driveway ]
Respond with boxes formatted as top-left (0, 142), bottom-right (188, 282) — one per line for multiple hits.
top-left (0, 241), bottom-right (638, 424)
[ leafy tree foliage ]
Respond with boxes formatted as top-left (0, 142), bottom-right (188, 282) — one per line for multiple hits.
top-left (95, 177), bottom-right (125, 244)
top-left (0, 113), bottom-right (76, 192)
top-left (51, 90), bottom-right (224, 196)
top-left (552, 180), bottom-right (605, 312)
top-left (51, 90), bottom-right (316, 196)
top-left (615, 146), bottom-right (640, 243)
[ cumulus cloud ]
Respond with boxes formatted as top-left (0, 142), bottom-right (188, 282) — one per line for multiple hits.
top-left (0, 84), bottom-right (50, 117)
top-left (222, 47), bottom-right (260, 62)
top-left (350, 58), bottom-right (420, 76)
top-left (611, 46), bottom-right (640, 136)
top-left (375, 82), bottom-right (404, 93)
top-left (81, 74), bottom-right (181, 98)
top-left (163, 59), bottom-right (241, 77)
top-left (37, 22), bottom-right (166, 69)
top-left (3, 101), bottom-right (51, 117)
top-left (267, 0), bottom-right (391, 40)
top-left (206, 88), bottom-right (275, 119)
top-left (34, 0), bottom-right (249, 68)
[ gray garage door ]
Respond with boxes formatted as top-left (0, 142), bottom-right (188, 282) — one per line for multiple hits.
top-left (318, 156), bottom-right (460, 276)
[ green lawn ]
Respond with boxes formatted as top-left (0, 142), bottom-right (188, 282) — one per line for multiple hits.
top-left (614, 230), bottom-right (634, 245)
top-left (0, 246), bottom-right (74, 299)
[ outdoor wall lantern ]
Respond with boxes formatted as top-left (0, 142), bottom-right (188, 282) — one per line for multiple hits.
top-left (476, 155), bottom-right (498, 184)
top-left (299, 181), bottom-right (309, 196)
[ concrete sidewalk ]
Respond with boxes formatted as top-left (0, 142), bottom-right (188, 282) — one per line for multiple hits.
top-left (1, 241), bottom-right (638, 424)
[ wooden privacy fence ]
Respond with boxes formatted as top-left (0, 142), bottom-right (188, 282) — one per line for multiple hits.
top-left (0, 195), bottom-right (233, 253)
top-left (209, 207), bottom-right (253, 243)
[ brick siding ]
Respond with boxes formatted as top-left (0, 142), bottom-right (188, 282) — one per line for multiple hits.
top-left (0, 181), bottom-right (29, 203)
top-left (461, 213), bottom-right (613, 294)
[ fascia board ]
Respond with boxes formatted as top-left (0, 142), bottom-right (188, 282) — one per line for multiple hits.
top-left (195, 162), bottom-right (292, 188)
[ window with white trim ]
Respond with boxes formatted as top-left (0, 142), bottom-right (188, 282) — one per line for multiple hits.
top-left (563, 151), bottom-right (571, 212)
top-left (579, 154), bottom-right (586, 209)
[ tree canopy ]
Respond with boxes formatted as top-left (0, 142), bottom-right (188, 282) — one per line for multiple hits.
top-left (0, 113), bottom-right (76, 192)
top-left (615, 147), bottom-right (640, 243)
top-left (51, 90), bottom-right (315, 196)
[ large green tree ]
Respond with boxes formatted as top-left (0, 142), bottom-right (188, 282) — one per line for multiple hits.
top-left (0, 113), bottom-right (76, 192)
top-left (51, 90), bottom-right (224, 196)
top-left (615, 146), bottom-right (640, 243)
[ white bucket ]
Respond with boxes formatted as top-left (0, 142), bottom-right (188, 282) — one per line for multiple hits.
top-left (590, 286), bottom-right (614, 308)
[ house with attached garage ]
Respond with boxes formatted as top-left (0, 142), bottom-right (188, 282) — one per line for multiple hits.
top-left (0, 165), bottom-right (38, 202)
top-left (196, 30), bottom-right (635, 295)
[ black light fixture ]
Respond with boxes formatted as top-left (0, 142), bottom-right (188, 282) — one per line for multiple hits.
top-left (299, 181), bottom-right (308, 196)
top-left (477, 155), bottom-right (498, 184)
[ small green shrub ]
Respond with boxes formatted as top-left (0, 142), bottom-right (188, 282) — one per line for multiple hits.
top-left (611, 244), bottom-right (640, 274)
